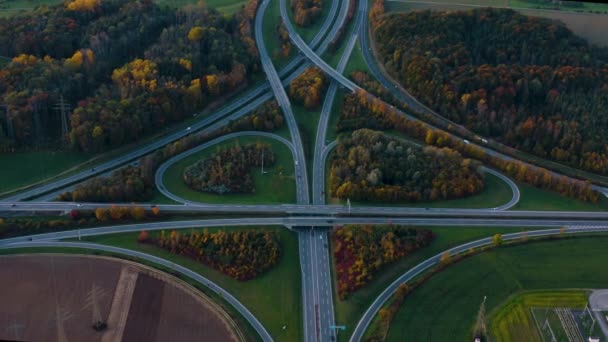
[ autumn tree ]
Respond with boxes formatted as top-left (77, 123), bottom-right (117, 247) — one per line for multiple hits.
top-left (492, 234), bottom-right (503, 247)
top-left (289, 66), bottom-right (327, 109)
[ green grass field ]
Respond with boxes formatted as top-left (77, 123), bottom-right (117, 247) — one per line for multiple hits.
top-left (80, 227), bottom-right (303, 341)
top-left (385, 235), bottom-right (608, 342)
top-left (490, 290), bottom-right (588, 342)
top-left (292, 103), bottom-right (320, 194)
top-left (162, 136), bottom-right (296, 204)
top-left (513, 182), bottom-right (608, 211)
top-left (344, 41), bottom-right (371, 76)
top-left (0, 151), bottom-right (91, 195)
top-left (334, 225), bottom-right (541, 342)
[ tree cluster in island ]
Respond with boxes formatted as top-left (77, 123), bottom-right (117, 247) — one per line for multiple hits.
top-left (290, 0), bottom-right (322, 27)
top-left (374, 8), bottom-right (608, 176)
top-left (330, 129), bottom-right (485, 203)
top-left (332, 224), bottom-right (434, 299)
top-left (288, 66), bottom-right (327, 110)
top-left (341, 73), bottom-right (599, 202)
top-left (0, 0), bottom-right (259, 152)
top-left (138, 229), bottom-right (281, 281)
top-left (183, 143), bottom-right (275, 195)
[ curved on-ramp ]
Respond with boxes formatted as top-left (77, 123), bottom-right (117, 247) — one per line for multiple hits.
top-left (1, 241), bottom-right (273, 342)
top-left (349, 226), bottom-right (608, 341)
top-left (155, 131), bottom-right (296, 205)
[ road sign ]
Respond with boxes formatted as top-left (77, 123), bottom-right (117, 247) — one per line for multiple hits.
top-left (330, 325), bottom-right (346, 331)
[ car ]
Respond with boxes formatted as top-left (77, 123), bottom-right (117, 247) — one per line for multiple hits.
top-left (186, 126), bottom-right (191, 131)
top-left (11, 204), bottom-right (16, 207)
top-left (91, 167), bottom-right (96, 171)
top-left (295, 160), bottom-right (298, 165)
top-left (76, 204), bottom-right (82, 207)
top-left (425, 208), bottom-right (430, 210)
top-left (463, 139), bottom-right (470, 144)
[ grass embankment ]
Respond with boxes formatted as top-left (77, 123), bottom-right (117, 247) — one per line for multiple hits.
top-left (0, 246), bottom-right (262, 341)
top-left (490, 290), bottom-right (588, 342)
top-left (163, 136), bottom-right (296, 204)
top-left (513, 182), bottom-right (608, 211)
top-left (344, 41), bottom-right (371, 76)
top-left (385, 235), bottom-right (608, 341)
top-left (333, 226), bottom-right (540, 342)
top-left (262, 0), bottom-right (290, 69)
top-left (80, 227), bottom-right (303, 341)
top-left (0, 151), bottom-right (91, 194)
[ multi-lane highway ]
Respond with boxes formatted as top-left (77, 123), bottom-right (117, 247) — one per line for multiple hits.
top-left (349, 225), bottom-right (608, 341)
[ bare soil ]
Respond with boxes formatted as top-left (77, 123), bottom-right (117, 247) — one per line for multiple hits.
top-left (0, 254), bottom-right (240, 342)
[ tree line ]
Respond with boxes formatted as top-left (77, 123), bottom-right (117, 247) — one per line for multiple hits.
top-left (330, 128), bottom-right (485, 203)
top-left (0, 0), bottom-right (172, 149)
top-left (140, 229), bottom-right (281, 281)
top-left (332, 224), bottom-right (434, 299)
top-left (58, 101), bottom-right (284, 202)
top-left (0, 0), bottom-right (260, 152)
top-left (373, 8), bottom-right (608, 176)
top-left (337, 85), bottom-right (600, 202)
top-left (184, 143), bottom-right (275, 194)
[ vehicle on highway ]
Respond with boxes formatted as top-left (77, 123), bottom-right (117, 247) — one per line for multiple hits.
top-left (186, 126), bottom-right (191, 131)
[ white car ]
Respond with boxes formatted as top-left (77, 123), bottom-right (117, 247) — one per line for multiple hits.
top-left (295, 160), bottom-right (299, 165)
top-left (186, 126), bottom-right (191, 131)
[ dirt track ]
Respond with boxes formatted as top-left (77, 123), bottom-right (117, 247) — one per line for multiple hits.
top-left (0, 254), bottom-right (240, 342)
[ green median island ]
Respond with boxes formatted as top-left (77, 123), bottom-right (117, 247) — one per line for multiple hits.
top-left (382, 235), bottom-right (608, 342)
top-left (162, 136), bottom-right (296, 204)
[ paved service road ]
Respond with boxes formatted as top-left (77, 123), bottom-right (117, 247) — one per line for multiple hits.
top-left (0, 241), bottom-right (273, 342)
top-left (350, 226), bottom-right (608, 342)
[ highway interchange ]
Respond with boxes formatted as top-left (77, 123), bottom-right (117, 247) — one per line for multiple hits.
top-left (2, 0), bottom-right (608, 341)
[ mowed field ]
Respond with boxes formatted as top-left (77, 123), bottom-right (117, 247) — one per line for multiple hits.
top-left (385, 235), bottom-right (608, 342)
top-left (386, 0), bottom-right (608, 46)
top-left (0, 254), bottom-right (240, 342)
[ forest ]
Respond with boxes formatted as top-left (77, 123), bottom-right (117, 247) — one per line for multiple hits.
top-left (373, 8), bottom-right (608, 175)
top-left (183, 143), bottom-right (275, 194)
top-left (141, 229), bottom-right (281, 281)
top-left (329, 129), bottom-right (485, 203)
top-left (0, 0), bottom-right (259, 152)
top-left (290, 0), bottom-right (323, 27)
top-left (58, 100), bottom-right (284, 202)
top-left (337, 88), bottom-right (599, 202)
top-left (332, 224), bottom-right (434, 299)
top-left (288, 66), bottom-right (327, 110)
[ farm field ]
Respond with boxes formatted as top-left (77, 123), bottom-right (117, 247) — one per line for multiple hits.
top-left (83, 227), bottom-right (303, 342)
top-left (0, 254), bottom-right (239, 342)
top-left (385, 0), bottom-right (608, 46)
top-left (162, 136), bottom-right (296, 205)
top-left (513, 182), bottom-right (608, 211)
top-left (385, 235), bottom-right (608, 342)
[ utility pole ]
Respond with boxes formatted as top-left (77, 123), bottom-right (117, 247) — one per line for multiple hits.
top-left (0, 104), bottom-right (14, 139)
top-left (54, 95), bottom-right (71, 140)
top-left (261, 148), bottom-right (264, 174)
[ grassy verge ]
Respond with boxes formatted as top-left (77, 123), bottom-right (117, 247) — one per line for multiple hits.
top-left (163, 136), bottom-right (296, 204)
top-left (79, 226), bottom-right (303, 341)
top-left (385, 235), bottom-right (608, 341)
top-left (326, 90), bottom-right (345, 142)
top-left (0, 246), bottom-right (262, 341)
top-left (262, 0), bottom-right (292, 69)
top-left (489, 290), bottom-right (589, 342)
top-left (0, 151), bottom-right (91, 194)
top-left (344, 41), bottom-right (371, 76)
top-left (333, 225), bottom-right (541, 342)
top-left (513, 182), bottom-right (608, 211)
